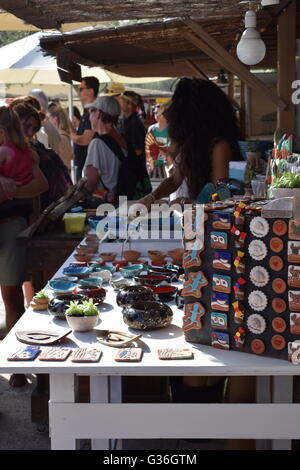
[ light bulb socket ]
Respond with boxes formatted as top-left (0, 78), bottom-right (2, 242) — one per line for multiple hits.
top-left (245, 10), bottom-right (257, 28)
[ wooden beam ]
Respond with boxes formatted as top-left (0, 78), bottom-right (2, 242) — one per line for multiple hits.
top-left (183, 19), bottom-right (286, 111)
top-left (277, 0), bottom-right (296, 135)
top-left (185, 60), bottom-right (209, 80)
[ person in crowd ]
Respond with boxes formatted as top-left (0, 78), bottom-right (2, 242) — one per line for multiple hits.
top-left (0, 105), bottom-right (48, 387)
top-left (145, 100), bottom-right (172, 179)
top-left (0, 106), bottom-right (34, 189)
top-left (139, 77), bottom-right (241, 209)
top-left (83, 96), bottom-right (126, 200)
top-left (118, 90), bottom-right (146, 163)
top-left (70, 76), bottom-right (99, 180)
top-left (72, 106), bottom-right (81, 130)
top-left (137, 77), bottom-right (243, 402)
top-left (12, 100), bottom-right (73, 212)
top-left (28, 89), bottom-right (61, 154)
top-left (48, 105), bottom-right (74, 170)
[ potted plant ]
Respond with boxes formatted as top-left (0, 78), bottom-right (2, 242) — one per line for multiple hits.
top-left (65, 299), bottom-right (99, 332)
top-left (269, 173), bottom-right (300, 198)
top-left (30, 290), bottom-right (50, 310)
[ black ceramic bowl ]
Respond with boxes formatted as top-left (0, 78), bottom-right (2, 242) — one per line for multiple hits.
top-left (148, 267), bottom-right (178, 282)
top-left (116, 285), bottom-right (155, 307)
top-left (73, 285), bottom-right (106, 303)
top-left (134, 274), bottom-right (170, 287)
top-left (48, 294), bottom-right (88, 319)
top-left (122, 301), bottom-right (173, 330)
top-left (152, 285), bottom-right (177, 302)
top-left (175, 288), bottom-right (184, 309)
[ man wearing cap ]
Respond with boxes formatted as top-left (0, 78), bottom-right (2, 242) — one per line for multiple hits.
top-left (71, 76), bottom-right (99, 180)
top-left (118, 91), bottom-right (146, 163)
top-left (84, 96), bottom-right (127, 198)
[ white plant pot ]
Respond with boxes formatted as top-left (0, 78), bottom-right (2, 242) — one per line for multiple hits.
top-left (270, 188), bottom-right (295, 198)
top-left (65, 314), bottom-right (99, 332)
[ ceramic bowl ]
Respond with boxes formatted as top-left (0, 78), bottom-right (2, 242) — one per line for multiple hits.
top-left (148, 267), bottom-right (179, 282)
top-left (76, 244), bottom-right (98, 254)
top-left (120, 264), bottom-right (144, 279)
top-left (167, 248), bottom-right (184, 262)
top-left (116, 285), bottom-right (155, 307)
top-left (88, 270), bottom-right (112, 284)
top-left (63, 266), bottom-right (91, 279)
top-left (123, 250), bottom-right (141, 262)
top-left (112, 260), bottom-right (129, 272)
top-left (79, 277), bottom-right (103, 287)
top-left (90, 264), bottom-right (116, 274)
top-left (54, 276), bottom-right (78, 283)
top-left (84, 233), bottom-right (99, 242)
top-left (48, 293), bottom-right (88, 319)
top-left (122, 301), bottom-right (173, 330)
top-left (65, 313), bottom-right (99, 332)
top-left (134, 274), bottom-right (170, 287)
top-left (99, 252), bottom-right (117, 262)
top-left (73, 285), bottom-right (106, 303)
top-left (74, 253), bottom-right (94, 263)
top-left (147, 250), bottom-right (166, 263)
top-left (111, 278), bottom-right (132, 291)
top-left (165, 263), bottom-right (184, 275)
top-left (152, 285), bottom-right (178, 302)
top-left (48, 279), bottom-right (78, 294)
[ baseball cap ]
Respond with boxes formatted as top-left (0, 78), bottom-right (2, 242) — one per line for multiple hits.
top-left (86, 95), bottom-right (121, 116)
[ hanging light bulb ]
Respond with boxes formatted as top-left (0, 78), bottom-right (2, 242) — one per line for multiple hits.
top-left (236, 10), bottom-right (266, 66)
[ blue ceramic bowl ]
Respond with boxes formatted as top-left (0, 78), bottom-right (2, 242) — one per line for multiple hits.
top-left (89, 264), bottom-right (116, 274)
top-left (62, 266), bottom-right (91, 278)
top-left (79, 277), bottom-right (103, 287)
top-left (48, 279), bottom-right (78, 294)
top-left (120, 264), bottom-right (144, 279)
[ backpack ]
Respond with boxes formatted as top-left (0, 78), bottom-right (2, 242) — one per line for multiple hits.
top-left (31, 141), bottom-right (73, 210)
top-left (95, 133), bottom-right (152, 200)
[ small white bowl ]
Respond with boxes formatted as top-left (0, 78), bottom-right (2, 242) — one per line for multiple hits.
top-left (89, 269), bottom-right (112, 283)
top-left (65, 314), bottom-right (99, 332)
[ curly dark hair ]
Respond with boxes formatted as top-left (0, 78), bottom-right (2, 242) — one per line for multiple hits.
top-left (166, 78), bottom-right (241, 199)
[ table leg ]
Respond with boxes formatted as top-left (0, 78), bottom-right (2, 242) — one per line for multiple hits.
top-left (255, 376), bottom-right (271, 450)
top-left (49, 374), bottom-right (76, 450)
top-left (90, 375), bottom-right (122, 450)
top-left (271, 376), bottom-right (293, 450)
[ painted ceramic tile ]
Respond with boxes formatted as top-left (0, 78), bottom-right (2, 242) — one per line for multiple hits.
top-left (183, 302), bottom-right (205, 331)
top-left (212, 212), bottom-right (231, 230)
top-left (288, 341), bottom-right (300, 364)
top-left (39, 347), bottom-right (71, 361)
top-left (183, 250), bottom-right (202, 269)
top-left (182, 271), bottom-right (208, 298)
top-left (289, 220), bottom-right (300, 240)
top-left (290, 313), bottom-right (300, 334)
top-left (114, 348), bottom-right (143, 362)
top-left (211, 312), bottom-right (228, 330)
top-left (288, 242), bottom-right (300, 263)
top-left (210, 231), bottom-right (228, 250)
top-left (157, 348), bottom-right (194, 360)
top-left (288, 265), bottom-right (300, 288)
top-left (211, 292), bottom-right (229, 312)
top-left (212, 251), bottom-right (231, 271)
top-left (71, 348), bottom-right (102, 363)
top-left (212, 274), bottom-right (231, 294)
top-left (289, 291), bottom-right (300, 312)
top-left (211, 331), bottom-right (230, 350)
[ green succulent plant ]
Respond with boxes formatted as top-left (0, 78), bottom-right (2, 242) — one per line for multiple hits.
top-left (35, 290), bottom-right (48, 299)
top-left (66, 299), bottom-right (98, 317)
top-left (270, 173), bottom-right (300, 189)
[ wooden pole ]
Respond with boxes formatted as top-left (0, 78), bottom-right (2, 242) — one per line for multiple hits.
top-left (277, 0), bottom-right (296, 136)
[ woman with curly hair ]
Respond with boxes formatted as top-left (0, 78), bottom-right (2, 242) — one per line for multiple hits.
top-left (139, 77), bottom-right (241, 208)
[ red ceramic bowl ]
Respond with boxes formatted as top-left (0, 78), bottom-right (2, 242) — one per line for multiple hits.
top-left (73, 285), bottom-right (106, 303)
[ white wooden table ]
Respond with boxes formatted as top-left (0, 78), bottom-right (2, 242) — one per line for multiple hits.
top-left (0, 246), bottom-right (299, 450)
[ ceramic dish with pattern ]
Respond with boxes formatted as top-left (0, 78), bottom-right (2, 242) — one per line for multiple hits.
top-left (48, 279), bottom-right (78, 294)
